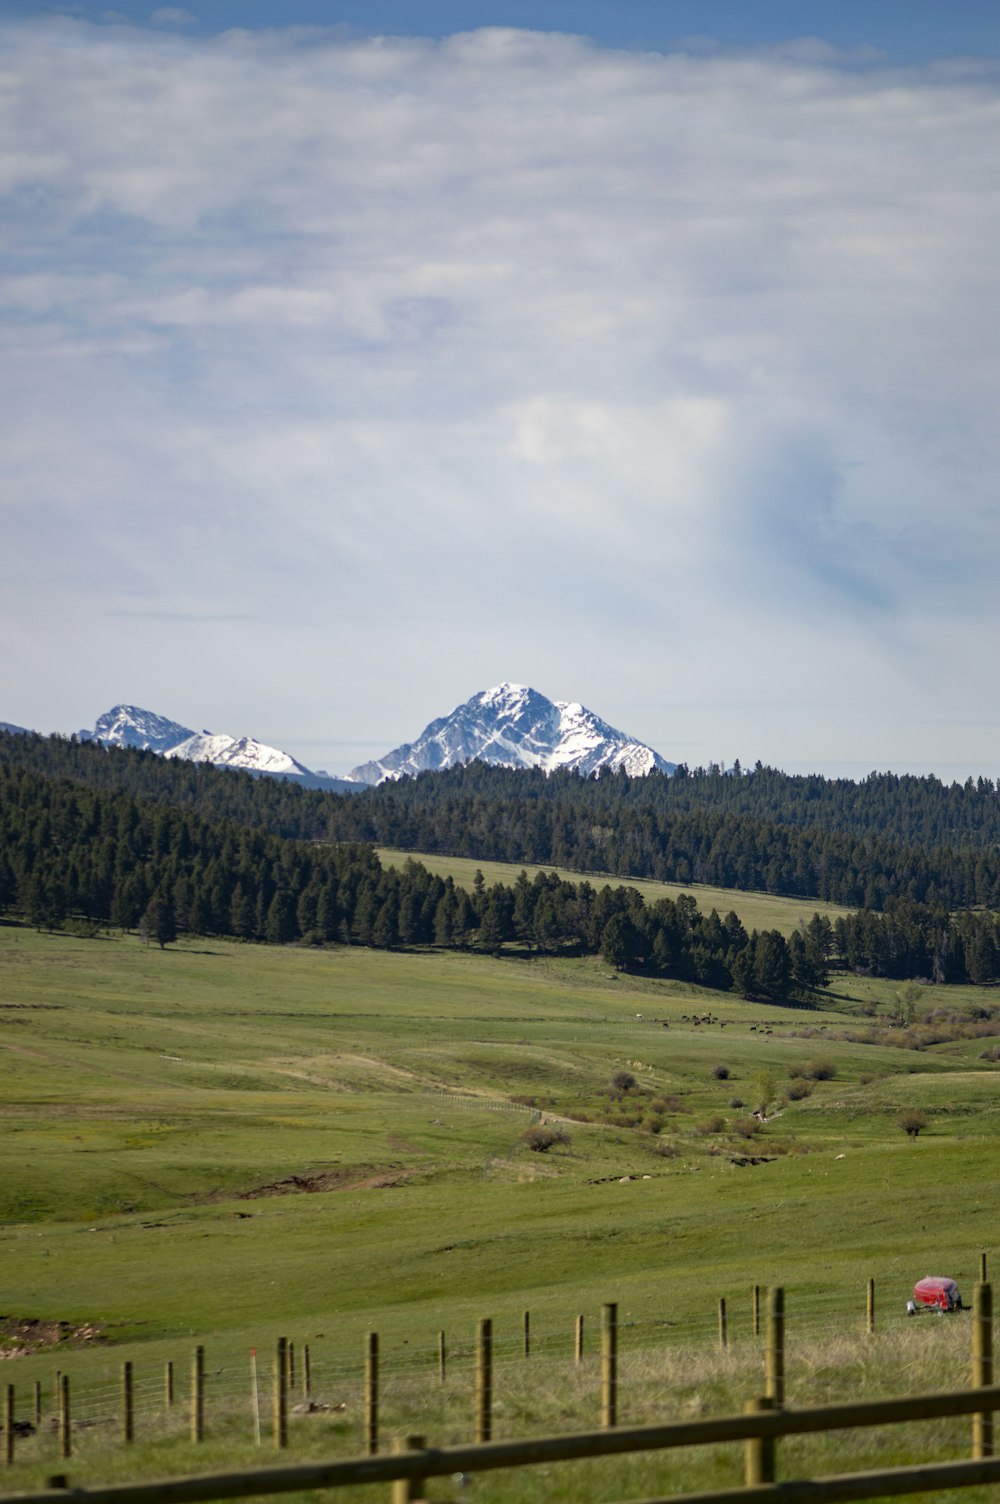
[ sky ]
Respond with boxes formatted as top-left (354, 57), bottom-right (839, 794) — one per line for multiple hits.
top-left (4, 2), bottom-right (1000, 781)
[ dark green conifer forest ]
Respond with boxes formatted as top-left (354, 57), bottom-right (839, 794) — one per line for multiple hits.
top-left (2, 727), bottom-right (999, 994)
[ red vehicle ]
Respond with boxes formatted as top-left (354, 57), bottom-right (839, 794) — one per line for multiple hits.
top-left (907, 1276), bottom-right (963, 1315)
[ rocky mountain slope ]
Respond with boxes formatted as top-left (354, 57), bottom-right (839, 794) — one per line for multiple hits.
top-left (348, 682), bottom-right (674, 784)
top-left (79, 705), bottom-right (354, 792)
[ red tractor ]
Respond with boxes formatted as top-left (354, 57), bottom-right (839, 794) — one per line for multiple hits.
top-left (906, 1276), bottom-right (963, 1315)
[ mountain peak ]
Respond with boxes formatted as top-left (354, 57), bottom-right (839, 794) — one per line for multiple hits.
top-left (79, 705), bottom-right (355, 792)
top-left (348, 685), bottom-right (674, 784)
top-left (82, 704), bottom-right (196, 754)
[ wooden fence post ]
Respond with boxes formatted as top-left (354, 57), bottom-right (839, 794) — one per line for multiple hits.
top-left (575, 1314), bottom-right (584, 1366)
top-left (121, 1362), bottom-right (134, 1444)
top-left (191, 1346), bottom-right (204, 1444)
top-left (34, 1380), bottom-right (41, 1430)
top-left (867, 1278), bottom-right (876, 1336)
top-left (523, 1310), bottom-right (530, 1359)
top-left (744, 1395), bottom-right (776, 1485)
top-left (365, 1333), bottom-right (379, 1456)
top-left (249, 1349), bottom-right (261, 1447)
top-left (973, 1281), bottom-right (993, 1459)
top-left (59, 1375), bottom-right (70, 1460)
top-left (302, 1344), bottom-right (311, 1400)
top-left (718, 1298), bottom-right (728, 1351)
top-left (164, 1361), bottom-right (174, 1412)
top-left (475, 1319), bottom-right (492, 1444)
top-left (53, 1371), bottom-right (61, 1420)
top-left (288, 1342), bottom-right (296, 1392)
top-left (274, 1337), bottom-right (288, 1451)
top-left (752, 1284), bottom-right (761, 1339)
top-left (4, 1384), bottom-right (14, 1466)
top-left (981, 1252), bottom-right (989, 1285)
top-left (438, 1331), bottom-right (446, 1385)
top-left (391, 1434), bottom-right (426, 1504)
top-left (601, 1303), bottom-right (618, 1429)
top-left (765, 1287), bottom-right (785, 1407)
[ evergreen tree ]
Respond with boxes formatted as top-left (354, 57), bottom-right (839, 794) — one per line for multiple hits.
top-left (139, 890), bottom-right (177, 949)
top-left (752, 931), bottom-right (792, 998)
top-left (265, 890), bottom-right (294, 945)
top-left (600, 912), bottom-right (642, 971)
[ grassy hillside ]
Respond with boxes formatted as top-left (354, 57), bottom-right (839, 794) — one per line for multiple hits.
top-left (376, 848), bottom-right (854, 937)
top-left (1, 923), bottom-right (997, 1495)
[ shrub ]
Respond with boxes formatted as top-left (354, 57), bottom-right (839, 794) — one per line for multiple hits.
top-left (522, 1125), bottom-right (571, 1153)
top-left (652, 1139), bottom-right (679, 1158)
top-left (898, 1109), bottom-right (928, 1138)
top-left (803, 1058), bottom-right (837, 1081)
top-left (733, 1116), bottom-right (763, 1139)
top-left (786, 1078), bottom-right (814, 1101)
top-left (729, 1096), bottom-right (745, 1109)
top-left (712, 1064), bottom-right (730, 1080)
top-left (612, 1070), bottom-right (637, 1092)
top-left (694, 1114), bottom-right (726, 1136)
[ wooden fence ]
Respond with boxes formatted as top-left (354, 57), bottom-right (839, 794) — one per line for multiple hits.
top-left (1, 1280), bottom-right (994, 1504)
top-left (4, 1381), bottom-right (1000, 1504)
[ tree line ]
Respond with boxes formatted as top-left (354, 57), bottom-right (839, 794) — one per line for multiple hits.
top-left (4, 756), bottom-right (1000, 991)
top-left (0, 761), bottom-right (824, 997)
top-left (5, 730), bottom-right (1000, 911)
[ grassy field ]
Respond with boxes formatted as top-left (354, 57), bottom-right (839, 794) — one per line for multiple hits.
top-left (1, 921), bottom-right (998, 1498)
top-left (376, 848), bottom-right (854, 936)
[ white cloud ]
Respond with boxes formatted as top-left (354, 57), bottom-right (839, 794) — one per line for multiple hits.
top-left (150, 7), bottom-right (194, 25)
top-left (2, 17), bottom-right (1000, 773)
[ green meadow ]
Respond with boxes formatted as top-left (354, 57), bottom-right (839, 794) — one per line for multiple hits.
top-left (1, 914), bottom-right (998, 1497)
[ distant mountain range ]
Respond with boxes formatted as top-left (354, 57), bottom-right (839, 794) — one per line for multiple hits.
top-left (76, 705), bottom-right (358, 793)
top-left (347, 683), bottom-right (674, 783)
top-left (3, 687), bottom-right (673, 790)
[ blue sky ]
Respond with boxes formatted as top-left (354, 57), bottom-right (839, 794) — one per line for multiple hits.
top-left (4, 3), bottom-right (1000, 779)
top-left (8, 2), bottom-right (1000, 62)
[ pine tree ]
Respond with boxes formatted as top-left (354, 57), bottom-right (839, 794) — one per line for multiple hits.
top-left (752, 931), bottom-right (792, 999)
top-left (139, 890), bottom-right (177, 949)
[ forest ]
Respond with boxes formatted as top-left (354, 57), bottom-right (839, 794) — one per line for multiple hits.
top-left (3, 731), bottom-right (1000, 910)
top-left (3, 728), bottom-right (1000, 992)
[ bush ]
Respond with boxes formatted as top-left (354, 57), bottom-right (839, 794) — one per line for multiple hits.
top-left (733, 1116), bottom-right (763, 1139)
top-left (694, 1114), bottom-right (726, 1136)
top-left (712, 1064), bottom-right (730, 1080)
top-left (729, 1096), bottom-right (745, 1109)
top-left (786, 1078), bottom-right (814, 1101)
top-left (803, 1058), bottom-right (837, 1081)
top-left (898, 1109), bottom-right (928, 1138)
top-left (522, 1125), bottom-right (571, 1153)
top-left (652, 1139), bottom-right (679, 1158)
top-left (612, 1070), bottom-right (637, 1092)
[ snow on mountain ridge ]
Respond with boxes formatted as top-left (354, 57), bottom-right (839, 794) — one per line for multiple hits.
top-left (81, 704), bottom-right (196, 755)
top-left (347, 684), bottom-right (674, 784)
top-left (80, 705), bottom-right (354, 791)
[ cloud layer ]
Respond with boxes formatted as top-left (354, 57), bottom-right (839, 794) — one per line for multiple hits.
top-left (3, 17), bottom-right (1000, 774)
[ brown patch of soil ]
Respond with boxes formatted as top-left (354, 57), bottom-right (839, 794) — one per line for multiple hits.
top-left (230, 1168), bottom-right (408, 1201)
top-left (0, 1316), bottom-right (106, 1358)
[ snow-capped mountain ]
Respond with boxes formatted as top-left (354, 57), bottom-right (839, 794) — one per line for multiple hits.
top-left (348, 683), bottom-right (675, 784)
top-left (79, 705), bottom-right (355, 793)
top-left (81, 705), bottom-right (197, 755)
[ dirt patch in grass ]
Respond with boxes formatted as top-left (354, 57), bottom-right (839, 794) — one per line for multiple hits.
top-left (0, 1316), bottom-right (106, 1358)
top-left (225, 1168), bottom-right (409, 1202)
